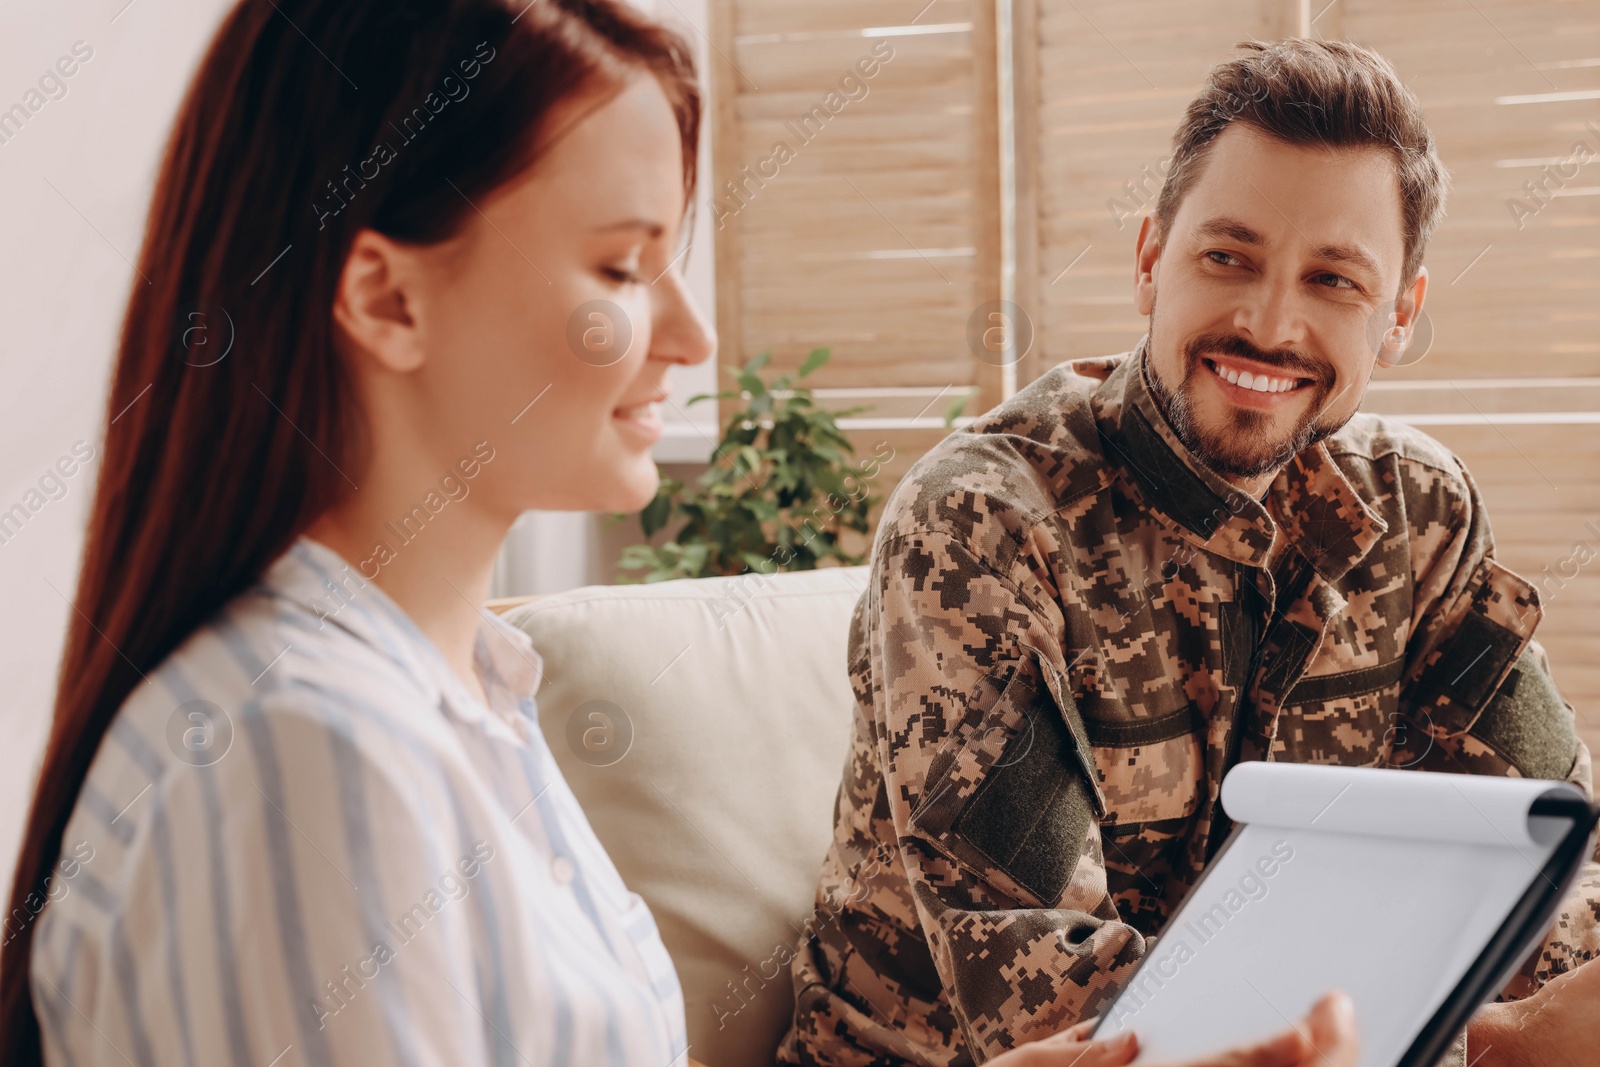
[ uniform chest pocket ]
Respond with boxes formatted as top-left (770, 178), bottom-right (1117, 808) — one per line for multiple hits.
top-left (1084, 705), bottom-right (1204, 826)
top-left (1276, 658), bottom-right (1406, 765)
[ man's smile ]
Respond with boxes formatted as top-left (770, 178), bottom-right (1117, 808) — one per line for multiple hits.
top-left (1199, 354), bottom-right (1317, 410)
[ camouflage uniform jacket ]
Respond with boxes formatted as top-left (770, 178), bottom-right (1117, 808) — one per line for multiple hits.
top-left (778, 338), bottom-right (1600, 1066)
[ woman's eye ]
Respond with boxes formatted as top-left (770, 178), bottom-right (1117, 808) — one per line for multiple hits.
top-left (602, 265), bottom-right (643, 285)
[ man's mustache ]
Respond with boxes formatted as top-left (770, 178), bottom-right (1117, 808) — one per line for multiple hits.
top-left (1184, 334), bottom-right (1331, 385)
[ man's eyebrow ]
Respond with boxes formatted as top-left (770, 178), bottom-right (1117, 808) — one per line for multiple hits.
top-left (1308, 241), bottom-right (1383, 280)
top-left (1193, 215), bottom-right (1383, 280)
top-left (1194, 216), bottom-right (1267, 246)
top-left (593, 218), bottom-right (667, 239)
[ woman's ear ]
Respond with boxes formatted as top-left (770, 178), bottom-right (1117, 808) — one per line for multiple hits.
top-left (332, 229), bottom-right (428, 373)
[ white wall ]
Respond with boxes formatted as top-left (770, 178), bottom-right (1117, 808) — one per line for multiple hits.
top-left (0, 0), bottom-right (717, 880)
top-left (0, 0), bottom-right (236, 898)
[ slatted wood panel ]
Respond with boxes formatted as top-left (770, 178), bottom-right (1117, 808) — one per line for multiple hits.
top-left (1335, 0), bottom-right (1600, 381)
top-left (707, 0), bottom-right (1005, 407)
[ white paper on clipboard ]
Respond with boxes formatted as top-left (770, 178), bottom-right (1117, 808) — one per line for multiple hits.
top-left (1092, 763), bottom-right (1590, 1066)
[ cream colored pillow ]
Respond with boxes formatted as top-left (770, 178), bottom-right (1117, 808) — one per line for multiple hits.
top-left (502, 565), bottom-right (865, 1067)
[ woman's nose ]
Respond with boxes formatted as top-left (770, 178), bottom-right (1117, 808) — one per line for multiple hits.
top-left (651, 268), bottom-right (716, 366)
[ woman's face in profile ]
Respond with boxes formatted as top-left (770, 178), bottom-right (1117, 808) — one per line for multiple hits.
top-left (377, 72), bottom-right (715, 517)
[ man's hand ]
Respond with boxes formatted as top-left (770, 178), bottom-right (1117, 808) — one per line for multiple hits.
top-left (1469, 957), bottom-right (1600, 1066)
top-left (988, 991), bottom-right (1359, 1067)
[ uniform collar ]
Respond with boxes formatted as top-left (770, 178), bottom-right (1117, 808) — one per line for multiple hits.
top-left (260, 537), bottom-right (545, 733)
top-left (1089, 335), bottom-right (1387, 581)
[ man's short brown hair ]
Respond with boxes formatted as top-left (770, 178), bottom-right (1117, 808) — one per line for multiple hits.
top-left (1155, 37), bottom-right (1448, 291)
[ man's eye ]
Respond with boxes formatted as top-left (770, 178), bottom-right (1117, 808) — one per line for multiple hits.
top-left (1206, 250), bottom-right (1242, 267)
top-left (1314, 272), bottom-right (1356, 289)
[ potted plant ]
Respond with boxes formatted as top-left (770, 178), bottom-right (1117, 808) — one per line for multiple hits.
top-left (618, 348), bottom-right (894, 582)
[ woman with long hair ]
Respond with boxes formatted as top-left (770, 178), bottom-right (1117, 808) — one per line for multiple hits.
top-left (0, 1), bottom-right (1359, 1063)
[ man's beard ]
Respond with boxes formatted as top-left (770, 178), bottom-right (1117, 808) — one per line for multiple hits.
top-left (1144, 310), bottom-right (1347, 481)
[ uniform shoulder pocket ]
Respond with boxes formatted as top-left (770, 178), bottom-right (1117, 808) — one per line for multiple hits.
top-left (1411, 557), bottom-right (1541, 735)
top-left (910, 653), bottom-right (1099, 907)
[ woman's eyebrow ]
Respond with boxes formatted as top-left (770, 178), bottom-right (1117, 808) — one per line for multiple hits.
top-left (593, 218), bottom-right (666, 239)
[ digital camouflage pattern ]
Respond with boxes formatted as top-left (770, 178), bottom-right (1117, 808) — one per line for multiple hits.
top-left (777, 338), bottom-right (1600, 1067)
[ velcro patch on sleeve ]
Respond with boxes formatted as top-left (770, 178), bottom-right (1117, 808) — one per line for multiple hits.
top-left (949, 688), bottom-right (1095, 907)
top-left (1468, 649), bottom-right (1580, 782)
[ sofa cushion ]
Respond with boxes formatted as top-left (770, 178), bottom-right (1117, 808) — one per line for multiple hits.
top-left (502, 565), bottom-right (865, 1067)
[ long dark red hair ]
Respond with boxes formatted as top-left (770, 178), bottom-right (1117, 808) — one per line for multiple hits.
top-left (1, 0), bottom-right (699, 1058)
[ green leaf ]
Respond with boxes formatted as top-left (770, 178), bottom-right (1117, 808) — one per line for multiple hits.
top-left (686, 390), bottom-right (738, 407)
top-left (735, 371), bottom-right (767, 398)
top-left (745, 497), bottom-right (780, 522)
top-left (739, 550), bottom-right (774, 573)
top-left (640, 492), bottom-right (672, 537)
top-left (798, 348), bottom-right (830, 378)
top-left (943, 395), bottom-right (969, 428)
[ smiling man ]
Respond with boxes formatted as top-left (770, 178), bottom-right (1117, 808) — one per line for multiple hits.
top-left (779, 38), bottom-right (1600, 1067)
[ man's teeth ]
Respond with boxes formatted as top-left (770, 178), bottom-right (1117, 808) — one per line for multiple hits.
top-left (1208, 359), bottom-right (1302, 394)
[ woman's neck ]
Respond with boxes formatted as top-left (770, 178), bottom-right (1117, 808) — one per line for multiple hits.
top-left (303, 481), bottom-right (509, 707)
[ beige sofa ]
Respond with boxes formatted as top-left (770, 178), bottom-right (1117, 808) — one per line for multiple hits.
top-left (499, 565), bottom-right (866, 1067)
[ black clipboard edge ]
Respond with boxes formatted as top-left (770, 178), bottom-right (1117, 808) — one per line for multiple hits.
top-left (1397, 787), bottom-right (1600, 1067)
top-left (1088, 789), bottom-right (1600, 1065)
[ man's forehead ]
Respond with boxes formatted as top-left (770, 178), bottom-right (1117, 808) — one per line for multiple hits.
top-left (1171, 124), bottom-right (1406, 278)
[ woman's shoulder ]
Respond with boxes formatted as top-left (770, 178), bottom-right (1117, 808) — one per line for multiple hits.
top-left (28, 565), bottom-right (552, 1055)
top-left (36, 567), bottom-right (460, 946)
top-left (112, 571), bottom-right (448, 773)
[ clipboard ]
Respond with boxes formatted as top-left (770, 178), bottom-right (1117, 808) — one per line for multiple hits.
top-left (1091, 763), bottom-right (1600, 1066)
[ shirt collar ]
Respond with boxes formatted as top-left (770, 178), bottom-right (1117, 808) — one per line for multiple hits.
top-left (1089, 334), bottom-right (1388, 580)
top-left (259, 537), bottom-right (545, 733)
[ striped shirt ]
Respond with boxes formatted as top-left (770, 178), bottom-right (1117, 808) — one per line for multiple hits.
top-left (31, 536), bottom-right (688, 1067)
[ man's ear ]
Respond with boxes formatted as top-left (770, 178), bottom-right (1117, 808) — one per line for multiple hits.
top-left (332, 229), bottom-right (427, 373)
top-left (1376, 264), bottom-right (1429, 370)
top-left (1134, 214), bottom-right (1162, 316)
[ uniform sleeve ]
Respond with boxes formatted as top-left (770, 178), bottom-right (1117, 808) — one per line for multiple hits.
top-left (1395, 458), bottom-right (1600, 997)
top-left (102, 698), bottom-right (505, 1066)
top-left (866, 526), bottom-right (1146, 1061)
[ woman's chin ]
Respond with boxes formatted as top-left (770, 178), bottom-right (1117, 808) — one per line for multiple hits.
top-left (515, 454), bottom-right (661, 514)
top-left (594, 458), bottom-right (664, 513)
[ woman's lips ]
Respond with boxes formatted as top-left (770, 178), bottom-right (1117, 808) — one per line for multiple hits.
top-left (612, 398), bottom-right (664, 444)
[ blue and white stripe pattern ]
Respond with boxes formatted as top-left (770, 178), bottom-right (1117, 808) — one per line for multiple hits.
top-left (31, 537), bottom-right (689, 1067)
